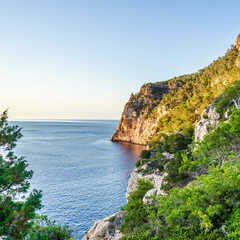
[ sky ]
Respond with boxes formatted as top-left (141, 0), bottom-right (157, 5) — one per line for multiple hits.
top-left (0, 0), bottom-right (240, 120)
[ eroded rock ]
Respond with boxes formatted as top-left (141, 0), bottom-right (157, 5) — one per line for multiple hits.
top-left (111, 83), bottom-right (170, 145)
top-left (82, 211), bottom-right (127, 240)
top-left (143, 188), bottom-right (157, 204)
top-left (195, 103), bottom-right (220, 141)
top-left (126, 166), bottom-right (168, 199)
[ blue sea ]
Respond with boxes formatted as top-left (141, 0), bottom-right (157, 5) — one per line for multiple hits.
top-left (11, 120), bottom-right (144, 239)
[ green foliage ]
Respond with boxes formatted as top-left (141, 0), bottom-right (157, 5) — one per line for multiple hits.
top-left (160, 151), bottom-right (190, 193)
top-left (135, 158), bottom-right (150, 168)
top-left (147, 46), bottom-right (240, 135)
top-left (215, 80), bottom-right (240, 118)
top-left (157, 161), bottom-right (240, 235)
top-left (120, 100), bottom-right (240, 239)
top-left (181, 108), bottom-right (240, 173)
top-left (0, 111), bottom-right (74, 239)
top-left (150, 125), bottom-right (194, 152)
top-left (0, 111), bottom-right (42, 239)
top-left (225, 208), bottom-right (240, 239)
top-left (26, 215), bottom-right (74, 240)
top-left (140, 150), bottom-right (151, 159)
top-left (108, 216), bottom-right (115, 222)
top-left (120, 179), bottom-right (153, 237)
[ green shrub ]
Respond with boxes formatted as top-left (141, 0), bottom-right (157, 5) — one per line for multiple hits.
top-left (108, 216), bottom-right (116, 222)
top-left (140, 150), bottom-right (151, 159)
top-left (216, 80), bottom-right (240, 118)
top-left (26, 215), bottom-right (74, 240)
top-left (225, 208), bottom-right (240, 239)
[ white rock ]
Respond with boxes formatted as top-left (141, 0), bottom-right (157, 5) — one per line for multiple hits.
top-left (82, 211), bottom-right (126, 240)
top-left (195, 103), bottom-right (220, 142)
top-left (126, 166), bottom-right (167, 199)
top-left (143, 188), bottom-right (157, 204)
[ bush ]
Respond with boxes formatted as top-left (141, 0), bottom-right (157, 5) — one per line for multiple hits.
top-left (216, 80), bottom-right (240, 118)
top-left (140, 150), bottom-right (151, 159)
top-left (26, 215), bottom-right (74, 240)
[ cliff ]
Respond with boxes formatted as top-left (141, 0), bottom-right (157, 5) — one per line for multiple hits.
top-left (111, 39), bottom-right (240, 145)
top-left (111, 83), bottom-right (171, 145)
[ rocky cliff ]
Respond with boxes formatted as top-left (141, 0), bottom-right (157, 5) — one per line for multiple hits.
top-left (111, 38), bottom-right (240, 145)
top-left (111, 83), bottom-right (171, 145)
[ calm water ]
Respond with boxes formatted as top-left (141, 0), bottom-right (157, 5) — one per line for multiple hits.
top-left (11, 120), bottom-right (144, 239)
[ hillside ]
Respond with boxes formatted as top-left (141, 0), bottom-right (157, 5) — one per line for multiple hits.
top-left (111, 35), bottom-right (240, 145)
top-left (84, 34), bottom-right (240, 240)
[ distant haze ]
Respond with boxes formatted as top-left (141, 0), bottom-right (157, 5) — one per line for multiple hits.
top-left (0, 0), bottom-right (239, 119)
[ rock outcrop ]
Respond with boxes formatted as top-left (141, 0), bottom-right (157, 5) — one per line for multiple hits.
top-left (82, 211), bottom-right (126, 240)
top-left (111, 83), bottom-right (171, 145)
top-left (126, 151), bottom-right (173, 199)
top-left (142, 188), bottom-right (157, 204)
top-left (126, 166), bottom-right (167, 199)
top-left (194, 102), bottom-right (220, 141)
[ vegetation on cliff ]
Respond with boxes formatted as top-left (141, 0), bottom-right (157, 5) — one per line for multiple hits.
top-left (112, 43), bottom-right (240, 145)
top-left (118, 36), bottom-right (240, 239)
top-left (120, 102), bottom-right (240, 239)
top-left (153, 46), bottom-right (240, 134)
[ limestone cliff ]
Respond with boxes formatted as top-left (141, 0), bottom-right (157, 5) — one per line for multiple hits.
top-left (111, 82), bottom-right (172, 145)
top-left (111, 38), bottom-right (240, 145)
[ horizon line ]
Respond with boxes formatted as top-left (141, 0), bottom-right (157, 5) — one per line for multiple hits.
top-left (9, 118), bottom-right (119, 122)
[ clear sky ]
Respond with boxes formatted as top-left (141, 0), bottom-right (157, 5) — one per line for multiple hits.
top-left (0, 0), bottom-right (239, 120)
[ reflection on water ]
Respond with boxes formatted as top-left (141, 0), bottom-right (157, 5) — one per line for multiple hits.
top-left (11, 120), bottom-right (144, 238)
top-left (116, 141), bottom-right (145, 157)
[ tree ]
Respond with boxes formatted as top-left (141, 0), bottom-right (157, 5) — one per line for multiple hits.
top-left (0, 110), bottom-right (42, 239)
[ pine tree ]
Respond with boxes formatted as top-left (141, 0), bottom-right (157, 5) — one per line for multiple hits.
top-left (0, 110), bottom-right (42, 239)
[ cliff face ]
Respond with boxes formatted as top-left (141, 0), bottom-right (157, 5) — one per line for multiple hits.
top-left (111, 83), bottom-right (171, 145)
top-left (111, 42), bottom-right (240, 145)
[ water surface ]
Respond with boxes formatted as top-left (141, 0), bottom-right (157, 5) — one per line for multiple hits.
top-left (12, 120), bottom-right (145, 238)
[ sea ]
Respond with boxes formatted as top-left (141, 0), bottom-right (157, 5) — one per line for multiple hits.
top-left (11, 120), bottom-right (145, 239)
